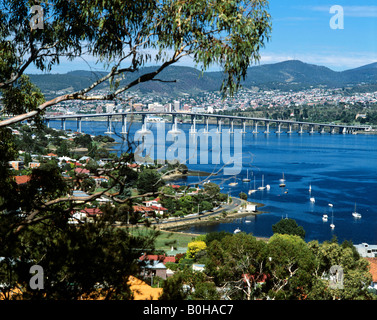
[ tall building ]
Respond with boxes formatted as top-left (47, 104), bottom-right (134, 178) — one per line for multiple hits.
top-left (173, 100), bottom-right (180, 111)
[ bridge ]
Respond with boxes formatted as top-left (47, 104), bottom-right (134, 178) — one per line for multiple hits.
top-left (45, 111), bottom-right (371, 135)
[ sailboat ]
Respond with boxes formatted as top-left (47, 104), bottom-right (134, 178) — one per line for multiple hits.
top-left (243, 169), bottom-right (251, 182)
top-left (258, 175), bottom-right (266, 190)
top-left (248, 177), bottom-right (257, 194)
top-left (330, 208), bottom-right (335, 229)
top-left (279, 172), bottom-right (286, 187)
top-left (234, 227), bottom-right (241, 234)
top-left (352, 202), bottom-right (362, 218)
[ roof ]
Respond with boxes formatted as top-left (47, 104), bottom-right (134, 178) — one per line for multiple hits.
top-left (142, 260), bottom-right (167, 269)
top-left (140, 255), bottom-right (176, 264)
top-left (80, 208), bottom-right (102, 216)
top-left (14, 175), bottom-right (31, 185)
top-left (366, 258), bottom-right (377, 282)
top-left (150, 205), bottom-right (168, 211)
top-left (74, 168), bottom-right (90, 175)
top-left (71, 190), bottom-right (90, 198)
top-left (133, 205), bottom-right (154, 213)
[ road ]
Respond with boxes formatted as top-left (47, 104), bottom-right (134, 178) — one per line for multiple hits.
top-left (153, 196), bottom-right (245, 227)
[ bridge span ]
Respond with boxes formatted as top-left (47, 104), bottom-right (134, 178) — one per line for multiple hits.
top-left (45, 111), bottom-right (371, 135)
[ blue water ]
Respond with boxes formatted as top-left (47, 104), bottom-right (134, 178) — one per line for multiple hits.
top-left (49, 119), bottom-right (377, 244)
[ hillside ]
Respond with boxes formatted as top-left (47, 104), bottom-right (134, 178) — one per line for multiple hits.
top-left (27, 60), bottom-right (377, 98)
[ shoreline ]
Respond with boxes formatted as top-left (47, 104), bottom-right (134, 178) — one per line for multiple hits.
top-left (156, 199), bottom-right (267, 234)
top-left (162, 169), bottom-right (214, 180)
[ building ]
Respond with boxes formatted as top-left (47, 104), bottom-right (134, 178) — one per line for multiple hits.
top-left (105, 103), bottom-right (115, 113)
top-left (173, 100), bottom-right (180, 111)
top-left (354, 243), bottom-right (377, 258)
top-left (140, 260), bottom-right (168, 280)
top-left (9, 161), bottom-right (24, 171)
top-left (14, 175), bottom-right (31, 186)
top-left (366, 258), bottom-right (377, 291)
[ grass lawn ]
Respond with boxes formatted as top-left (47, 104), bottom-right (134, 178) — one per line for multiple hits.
top-left (127, 226), bottom-right (198, 252)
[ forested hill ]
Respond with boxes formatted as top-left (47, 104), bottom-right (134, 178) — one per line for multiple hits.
top-left (28, 60), bottom-right (377, 98)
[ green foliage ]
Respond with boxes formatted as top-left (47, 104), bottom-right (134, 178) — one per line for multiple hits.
top-left (272, 218), bottom-right (306, 239)
top-left (136, 168), bottom-right (165, 195)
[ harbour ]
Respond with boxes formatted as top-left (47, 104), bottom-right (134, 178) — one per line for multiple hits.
top-left (48, 119), bottom-right (377, 244)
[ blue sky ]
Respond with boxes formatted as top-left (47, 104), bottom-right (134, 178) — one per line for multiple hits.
top-left (261, 0), bottom-right (377, 70)
top-left (27, 0), bottom-right (377, 74)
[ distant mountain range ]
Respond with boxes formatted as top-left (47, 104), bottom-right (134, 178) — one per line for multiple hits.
top-left (28, 60), bottom-right (377, 98)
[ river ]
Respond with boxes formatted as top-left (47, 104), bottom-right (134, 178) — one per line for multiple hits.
top-left (49, 119), bottom-right (377, 244)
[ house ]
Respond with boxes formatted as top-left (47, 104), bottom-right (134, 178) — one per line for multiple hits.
top-left (246, 203), bottom-right (257, 212)
top-left (79, 156), bottom-right (91, 163)
top-left (354, 243), bottom-right (377, 258)
top-left (9, 161), bottom-right (24, 171)
top-left (143, 198), bottom-right (161, 207)
top-left (140, 260), bottom-right (168, 280)
top-left (93, 176), bottom-right (109, 187)
top-left (142, 198), bottom-right (168, 215)
top-left (69, 207), bottom-right (102, 224)
top-left (14, 175), bottom-right (31, 185)
top-left (366, 258), bottom-right (377, 291)
top-left (192, 264), bottom-right (205, 272)
top-left (149, 205), bottom-right (168, 216)
top-left (139, 254), bottom-right (176, 265)
top-left (74, 167), bottom-right (90, 175)
top-left (28, 162), bottom-right (41, 169)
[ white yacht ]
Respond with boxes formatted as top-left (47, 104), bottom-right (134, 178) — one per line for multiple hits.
top-left (279, 173), bottom-right (286, 187)
top-left (258, 175), bottom-right (266, 190)
top-left (352, 203), bottom-right (362, 219)
top-left (234, 227), bottom-right (241, 234)
top-left (243, 169), bottom-right (251, 182)
top-left (248, 177), bottom-right (257, 194)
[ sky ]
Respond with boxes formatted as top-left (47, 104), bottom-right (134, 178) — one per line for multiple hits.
top-left (26, 0), bottom-right (377, 74)
top-left (261, 0), bottom-right (377, 70)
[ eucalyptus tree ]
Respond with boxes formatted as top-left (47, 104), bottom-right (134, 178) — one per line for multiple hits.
top-left (0, 0), bottom-right (271, 299)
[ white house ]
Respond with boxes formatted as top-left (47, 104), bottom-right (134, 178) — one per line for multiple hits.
top-left (354, 243), bottom-right (377, 258)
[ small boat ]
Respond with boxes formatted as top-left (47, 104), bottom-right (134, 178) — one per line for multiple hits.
top-left (322, 214), bottom-right (328, 222)
top-left (310, 197), bottom-right (315, 203)
top-left (258, 175), bottom-right (266, 190)
top-left (234, 227), bottom-right (241, 234)
top-left (248, 177), bottom-right (257, 194)
top-left (229, 176), bottom-right (238, 186)
top-left (328, 203), bottom-right (333, 207)
top-left (266, 184), bottom-right (271, 190)
top-left (330, 209), bottom-right (335, 229)
top-left (309, 183), bottom-right (312, 193)
top-left (245, 219), bottom-right (251, 223)
top-left (279, 173), bottom-right (286, 187)
top-left (352, 202), bottom-right (361, 218)
top-left (242, 169), bottom-right (251, 182)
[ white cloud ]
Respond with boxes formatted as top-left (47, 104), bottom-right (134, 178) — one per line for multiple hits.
top-left (259, 52), bottom-right (377, 71)
top-left (311, 5), bottom-right (377, 18)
